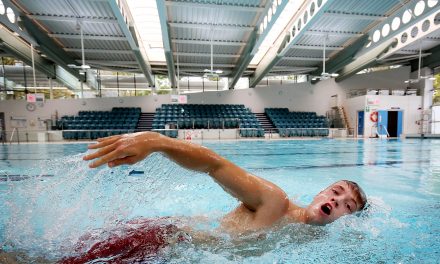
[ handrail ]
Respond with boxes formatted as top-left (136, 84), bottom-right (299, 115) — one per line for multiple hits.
top-left (379, 124), bottom-right (390, 138)
top-left (9, 127), bottom-right (18, 144)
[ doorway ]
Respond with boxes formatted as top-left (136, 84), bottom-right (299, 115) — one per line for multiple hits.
top-left (0, 112), bottom-right (5, 142)
top-left (357, 111), bottom-right (364, 136)
top-left (377, 110), bottom-right (403, 137)
top-left (387, 111), bottom-right (398, 137)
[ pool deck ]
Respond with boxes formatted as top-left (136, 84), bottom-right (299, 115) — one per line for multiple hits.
top-left (405, 134), bottom-right (440, 139)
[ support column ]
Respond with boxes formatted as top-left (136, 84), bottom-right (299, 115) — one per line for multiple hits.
top-left (1, 57), bottom-right (6, 100)
top-left (49, 78), bottom-right (53, 99)
top-left (421, 68), bottom-right (433, 111)
top-left (80, 81), bottom-right (84, 99)
top-left (411, 67), bottom-right (434, 134)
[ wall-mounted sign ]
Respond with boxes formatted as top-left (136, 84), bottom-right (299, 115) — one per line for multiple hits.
top-left (35, 93), bottom-right (44, 102)
top-left (366, 98), bottom-right (380, 105)
top-left (27, 93), bottom-right (45, 103)
top-left (171, 95), bottom-right (187, 104)
top-left (26, 94), bottom-right (36, 103)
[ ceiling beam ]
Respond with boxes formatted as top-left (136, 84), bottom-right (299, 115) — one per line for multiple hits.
top-left (0, 27), bottom-right (83, 90)
top-left (0, 0), bottom-right (38, 46)
top-left (358, 0), bottom-right (440, 58)
top-left (335, 38), bottom-right (397, 82)
top-left (422, 44), bottom-right (440, 69)
top-left (336, 1), bottom-right (440, 82)
top-left (164, 0), bottom-right (265, 12)
top-left (48, 33), bottom-right (127, 41)
top-left (376, 11), bottom-right (440, 62)
top-left (310, 34), bottom-right (369, 78)
top-left (323, 11), bottom-right (387, 21)
top-left (20, 16), bottom-right (86, 82)
top-left (379, 53), bottom-right (430, 62)
top-left (106, 0), bottom-right (155, 87)
top-left (168, 22), bottom-right (254, 31)
top-left (28, 14), bottom-right (118, 24)
top-left (156, 0), bottom-right (177, 88)
top-left (228, 0), bottom-right (289, 89)
top-left (171, 39), bottom-right (246, 46)
top-left (250, 0), bottom-right (337, 87)
top-left (228, 30), bottom-right (257, 89)
top-left (395, 50), bottom-right (419, 55)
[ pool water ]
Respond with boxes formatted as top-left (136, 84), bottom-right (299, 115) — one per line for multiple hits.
top-left (0, 139), bottom-right (439, 263)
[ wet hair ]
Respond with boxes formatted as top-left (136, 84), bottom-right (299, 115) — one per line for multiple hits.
top-left (342, 180), bottom-right (368, 212)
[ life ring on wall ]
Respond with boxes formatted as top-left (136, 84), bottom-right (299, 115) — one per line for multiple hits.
top-left (370, 111), bottom-right (378, 122)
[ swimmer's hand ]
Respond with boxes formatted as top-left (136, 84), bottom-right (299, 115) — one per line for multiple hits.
top-left (84, 131), bottom-right (290, 229)
top-left (83, 132), bottom-right (163, 168)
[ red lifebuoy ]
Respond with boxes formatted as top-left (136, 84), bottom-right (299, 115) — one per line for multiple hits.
top-left (370, 111), bottom-right (378, 122)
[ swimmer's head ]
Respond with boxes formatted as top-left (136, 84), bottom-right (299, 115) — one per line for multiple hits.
top-left (305, 180), bottom-right (367, 225)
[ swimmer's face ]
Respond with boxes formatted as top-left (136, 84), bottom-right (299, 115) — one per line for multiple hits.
top-left (306, 181), bottom-right (362, 225)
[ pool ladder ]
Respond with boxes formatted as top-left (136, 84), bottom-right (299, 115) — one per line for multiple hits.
top-left (378, 124), bottom-right (390, 138)
top-left (9, 127), bottom-right (20, 144)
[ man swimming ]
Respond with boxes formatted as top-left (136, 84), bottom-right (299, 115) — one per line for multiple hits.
top-left (66, 131), bottom-right (367, 263)
top-left (83, 131), bottom-right (367, 228)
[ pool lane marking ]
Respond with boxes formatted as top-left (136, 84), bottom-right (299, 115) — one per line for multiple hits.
top-left (247, 160), bottom-right (431, 171)
top-left (0, 174), bottom-right (54, 182)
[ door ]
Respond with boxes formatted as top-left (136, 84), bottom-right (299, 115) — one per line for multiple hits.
top-left (0, 112), bottom-right (4, 141)
top-left (358, 111), bottom-right (364, 136)
top-left (377, 111), bottom-right (388, 136)
top-left (387, 111), bottom-right (398, 137)
top-left (397, 111), bottom-right (403, 137)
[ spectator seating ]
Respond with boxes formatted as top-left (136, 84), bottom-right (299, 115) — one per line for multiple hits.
top-left (265, 108), bottom-right (329, 137)
top-left (152, 104), bottom-right (264, 138)
top-left (59, 107), bottom-right (141, 140)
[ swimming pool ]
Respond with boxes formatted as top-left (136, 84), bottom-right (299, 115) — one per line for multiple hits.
top-left (1, 139), bottom-right (439, 263)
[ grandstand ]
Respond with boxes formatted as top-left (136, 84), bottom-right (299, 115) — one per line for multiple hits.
top-left (265, 108), bottom-right (329, 137)
top-left (59, 108), bottom-right (140, 140)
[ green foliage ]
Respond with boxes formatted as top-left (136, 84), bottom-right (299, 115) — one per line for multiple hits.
top-left (1, 57), bottom-right (15, 65)
top-left (207, 76), bottom-right (219, 81)
top-left (156, 89), bottom-right (170, 95)
top-left (433, 74), bottom-right (440, 105)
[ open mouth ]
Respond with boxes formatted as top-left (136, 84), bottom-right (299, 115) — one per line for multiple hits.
top-left (321, 203), bottom-right (332, 216)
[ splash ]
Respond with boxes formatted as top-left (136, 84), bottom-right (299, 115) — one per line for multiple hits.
top-left (0, 152), bottom-right (220, 261)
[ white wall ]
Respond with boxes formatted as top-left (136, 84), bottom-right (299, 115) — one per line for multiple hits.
top-left (346, 95), bottom-right (422, 137)
top-left (430, 105), bottom-right (440, 134)
top-left (345, 95), bottom-right (366, 135)
top-left (186, 66), bottom-right (411, 114)
top-left (0, 66), bottom-right (414, 140)
top-left (0, 94), bottom-right (171, 139)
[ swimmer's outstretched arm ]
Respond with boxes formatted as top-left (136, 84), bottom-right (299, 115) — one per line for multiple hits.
top-left (83, 132), bottom-right (289, 224)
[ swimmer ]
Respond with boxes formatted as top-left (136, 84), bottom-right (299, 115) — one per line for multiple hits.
top-left (83, 131), bottom-right (367, 228)
top-left (72, 131), bottom-right (367, 262)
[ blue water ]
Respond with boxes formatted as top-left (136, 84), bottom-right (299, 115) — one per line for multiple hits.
top-left (0, 139), bottom-right (439, 263)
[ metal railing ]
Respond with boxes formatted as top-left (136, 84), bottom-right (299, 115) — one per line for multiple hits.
top-left (159, 118), bottom-right (241, 130)
top-left (378, 124), bottom-right (390, 138)
top-left (9, 128), bottom-right (19, 144)
top-left (0, 126), bottom-right (344, 143)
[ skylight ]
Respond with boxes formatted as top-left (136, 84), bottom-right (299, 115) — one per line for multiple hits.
top-left (126, 0), bottom-right (166, 63)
